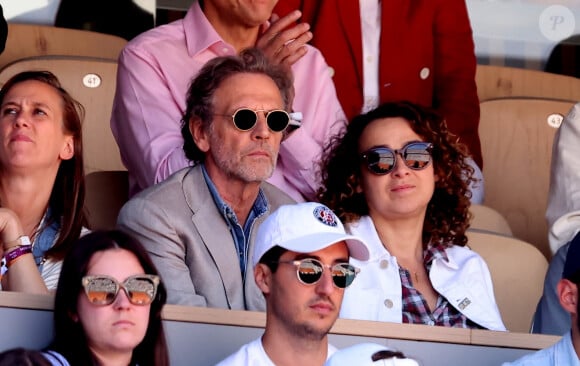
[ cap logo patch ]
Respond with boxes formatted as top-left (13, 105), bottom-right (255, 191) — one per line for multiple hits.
top-left (313, 206), bottom-right (338, 227)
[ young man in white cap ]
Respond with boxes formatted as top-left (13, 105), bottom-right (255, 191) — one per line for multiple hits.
top-left (217, 202), bottom-right (369, 366)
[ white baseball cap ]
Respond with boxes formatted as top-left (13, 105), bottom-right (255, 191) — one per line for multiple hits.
top-left (252, 202), bottom-right (369, 266)
top-left (325, 343), bottom-right (420, 366)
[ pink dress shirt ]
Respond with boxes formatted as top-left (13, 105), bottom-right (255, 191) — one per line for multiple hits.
top-left (110, 2), bottom-right (346, 201)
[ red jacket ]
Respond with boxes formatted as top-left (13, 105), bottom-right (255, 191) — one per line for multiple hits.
top-left (274, 0), bottom-right (482, 167)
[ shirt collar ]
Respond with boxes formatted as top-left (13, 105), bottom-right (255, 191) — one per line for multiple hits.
top-left (200, 164), bottom-right (268, 224)
top-left (183, 1), bottom-right (236, 58)
top-left (201, 164), bottom-right (233, 221)
top-left (424, 242), bottom-right (450, 265)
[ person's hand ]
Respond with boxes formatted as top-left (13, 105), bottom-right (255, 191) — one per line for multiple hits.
top-left (256, 10), bottom-right (313, 67)
top-left (0, 208), bottom-right (25, 258)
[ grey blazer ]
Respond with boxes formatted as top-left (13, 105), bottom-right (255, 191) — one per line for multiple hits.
top-left (117, 165), bottom-right (295, 310)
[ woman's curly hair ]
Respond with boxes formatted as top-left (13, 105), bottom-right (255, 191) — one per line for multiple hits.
top-left (318, 101), bottom-right (474, 247)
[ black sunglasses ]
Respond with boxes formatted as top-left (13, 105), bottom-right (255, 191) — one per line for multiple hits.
top-left (360, 141), bottom-right (433, 175)
top-left (277, 258), bottom-right (359, 288)
top-left (217, 108), bottom-right (290, 132)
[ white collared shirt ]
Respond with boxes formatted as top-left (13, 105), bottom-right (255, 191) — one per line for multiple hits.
top-left (359, 0), bottom-right (381, 113)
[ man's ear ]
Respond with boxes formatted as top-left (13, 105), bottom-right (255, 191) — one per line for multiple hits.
top-left (254, 263), bottom-right (273, 295)
top-left (190, 117), bottom-right (210, 153)
top-left (557, 279), bottom-right (578, 315)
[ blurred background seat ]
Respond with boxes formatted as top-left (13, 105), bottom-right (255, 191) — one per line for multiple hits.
top-left (467, 230), bottom-right (548, 333)
top-left (478, 97), bottom-right (576, 258)
top-left (84, 171), bottom-right (129, 230)
top-left (476, 65), bottom-right (580, 103)
top-left (470, 204), bottom-right (513, 237)
top-left (0, 23), bottom-right (127, 70)
top-left (0, 55), bottom-right (126, 174)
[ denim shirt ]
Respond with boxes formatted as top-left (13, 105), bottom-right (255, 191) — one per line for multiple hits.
top-left (201, 165), bottom-right (268, 278)
top-left (0, 208), bottom-right (60, 277)
top-left (33, 208), bottom-right (60, 273)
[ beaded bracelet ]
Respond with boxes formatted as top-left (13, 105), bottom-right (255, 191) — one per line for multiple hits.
top-left (5, 245), bottom-right (32, 267)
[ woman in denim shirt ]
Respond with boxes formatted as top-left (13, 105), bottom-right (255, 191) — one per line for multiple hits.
top-left (0, 70), bottom-right (86, 292)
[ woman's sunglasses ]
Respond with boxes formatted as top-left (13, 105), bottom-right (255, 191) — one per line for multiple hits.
top-left (277, 258), bottom-right (359, 288)
top-left (360, 142), bottom-right (433, 175)
top-left (217, 108), bottom-right (290, 133)
top-left (81, 274), bottom-right (160, 306)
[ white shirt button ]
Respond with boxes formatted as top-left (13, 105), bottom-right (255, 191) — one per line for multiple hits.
top-left (379, 259), bottom-right (389, 269)
top-left (427, 320), bottom-right (435, 326)
top-left (366, 56), bottom-right (373, 63)
top-left (420, 67), bottom-right (430, 80)
top-left (328, 67), bottom-right (335, 78)
top-left (384, 299), bottom-right (394, 308)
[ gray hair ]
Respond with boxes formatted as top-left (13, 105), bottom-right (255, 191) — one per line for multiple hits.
top-left (181, 47), bottom-right (294, 163)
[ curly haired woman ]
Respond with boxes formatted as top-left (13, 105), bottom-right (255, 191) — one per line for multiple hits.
top-left (318, 101), bottom-right (505, 330)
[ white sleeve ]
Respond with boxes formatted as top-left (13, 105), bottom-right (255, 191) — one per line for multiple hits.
top-left (546, 103), bottom-right (580, 253)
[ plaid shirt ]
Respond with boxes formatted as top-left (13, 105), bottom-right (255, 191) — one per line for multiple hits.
top-left (400, 243), bottom-right (483, 328)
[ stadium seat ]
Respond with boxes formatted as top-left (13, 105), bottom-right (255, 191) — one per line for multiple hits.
top-left (467, 230), bottom-right (548, 333)
top-left (479, 97), bottom-right (575, 258)
top-left (476, 64), bottom-right (580, 103)
top-left (470, 204), bottom-right (513, 236)
top-left (85, 171), bottom-right (129, 230)
top-left (0, 55), bottom-right (126, 174)
top-left (0, 23), bottom-right (127, 70)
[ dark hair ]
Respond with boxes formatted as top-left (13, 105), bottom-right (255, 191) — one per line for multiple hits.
top-left (0, 70), bottom-right (86, 261)
top-left (0, 348), bottom-right (51, 366)
top-left (544, 34), bottom-right (580, 78)
top-left (258, 245), bottom-right (288, 273)
top-left (318, 101), bottom-right (474, 247)
top-left (372, 350), bottom-right (408, 362)
top-left (49, 230), bottom-right (169, 366)
top-left (180, 47), bottom-right (294, 163)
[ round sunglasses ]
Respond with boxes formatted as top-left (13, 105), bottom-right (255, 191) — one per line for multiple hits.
top-left (81, 274), bottom-right (160, 306)
top-left (216, 108), bottom-right (290, 133)
top-left (277, 258), bottom-right (359, 288)
top-left (360, 141), bottom-right (433, 175)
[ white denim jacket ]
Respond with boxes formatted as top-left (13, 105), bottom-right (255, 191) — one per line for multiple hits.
top-left (340, 216), bottom-right (506, 331)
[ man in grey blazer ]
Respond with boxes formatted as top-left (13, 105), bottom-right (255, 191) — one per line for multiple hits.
top-left (117, 48), bottom-right (295, 310)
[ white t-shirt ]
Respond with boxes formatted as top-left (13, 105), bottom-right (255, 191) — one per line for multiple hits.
top-left (216, 337), bottom-right (337, 366)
